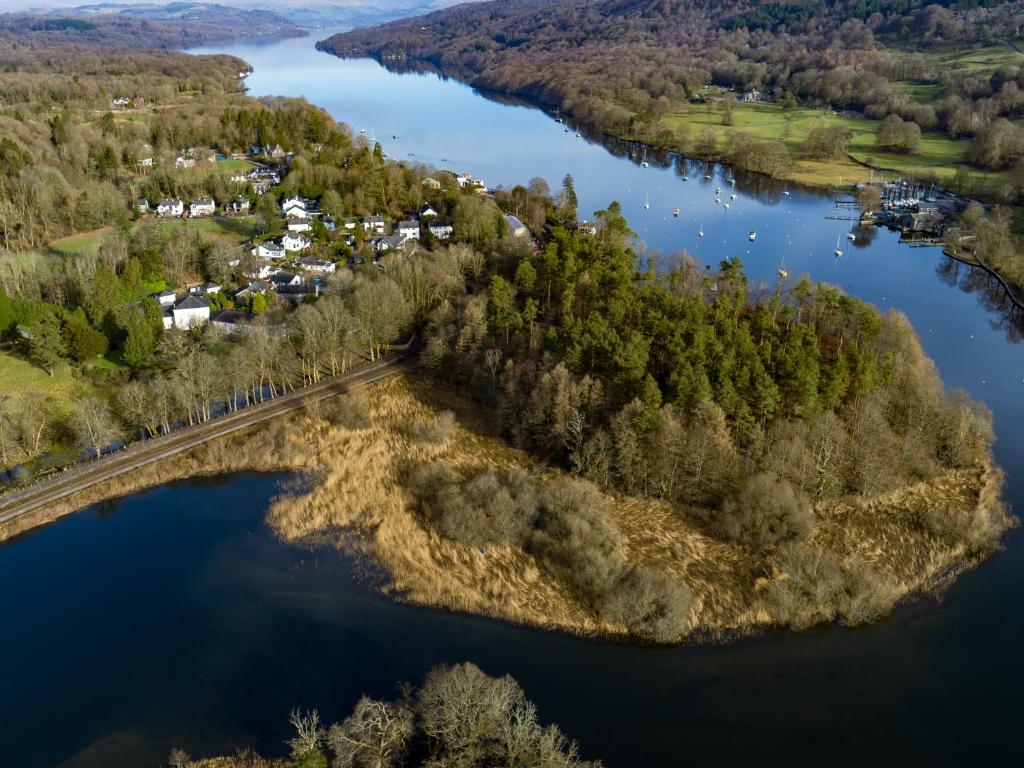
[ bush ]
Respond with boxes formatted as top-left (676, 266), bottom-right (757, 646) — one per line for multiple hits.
top-left (531, 479), bottom-right (627, 600)
top-left (407, 462), bottom-right (538, 547)
top-left (601, 566), bottom-right (693, 643)
top-left (325, 389), bottom-right (371, 430)
top-left (712, 472), bottom-right (814, 549)
top-left (403, 409), bottom-right (457, 444)
top-left (761, 545), bottom-right (898, 628)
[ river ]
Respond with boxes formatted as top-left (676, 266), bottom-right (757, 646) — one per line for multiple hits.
top-left (3, 31), bottom-right (1024, 767)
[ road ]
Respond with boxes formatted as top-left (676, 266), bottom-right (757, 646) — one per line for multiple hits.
top-left (0, 353), bottom-right (413, 526)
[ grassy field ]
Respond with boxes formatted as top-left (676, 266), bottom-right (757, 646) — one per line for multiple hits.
top-left (0, 349), bottom-right (84, 410)
top-left (927, 43), bottom-right (1024, 74)
top-left (653, 100), bottom-right (986, 187)
top-left (49, 228), bottom-right (112, 255)
top-left (41, 216), bottom-right (256, 259)
top-left (146, 216), bottom-right (257, 243)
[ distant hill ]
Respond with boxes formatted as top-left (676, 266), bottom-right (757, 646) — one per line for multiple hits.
top-left (0, 2), bottom-right (301, 47)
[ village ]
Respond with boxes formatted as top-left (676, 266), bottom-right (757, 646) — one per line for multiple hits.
top-left (131, 146), bottom-right (531, 335)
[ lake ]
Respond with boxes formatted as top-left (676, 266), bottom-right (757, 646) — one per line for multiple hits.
top-left (3, 31), bottom-right (1024, 767)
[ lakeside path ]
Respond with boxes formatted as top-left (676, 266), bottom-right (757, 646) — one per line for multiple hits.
top-left (0, 353), bottom-right (414, 529)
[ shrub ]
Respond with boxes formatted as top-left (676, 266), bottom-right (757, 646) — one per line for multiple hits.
top-left (601, 566), bottom-right (693, 643)
top-left (761, 545), bottom-right (898, 628)
top-left (408, 463), bottom-right (538, 547)
top-left (712, 472), bottom-right (814, 549)
top-left (403, 409), bottom-right (456, 444)
top-left (325, 389), bottom-right (371, 430)
top-left (531, 479), bottom-right (627, 600)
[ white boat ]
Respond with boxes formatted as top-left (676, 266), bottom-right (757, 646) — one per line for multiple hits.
top-left (748, 231), bottom-right (756, 241)
top-left (834, 236), bottom-right (843, 257)
top-left (847, 232), bottom-right (856, 241)
top-left (715, 197), bottom-right (721, 204)
top-left (682, 175), bottom-right (689, 181)
top-left (673, 207), bottom-right (680, 217)
top-left (641, 161), bottom-right (649, 168)
top-left (723, 203), bottom-right (730, 209)
top-left (730, 193), bottom-right (737, 200)
top-left (698, 221), bottom-right (704, 237)
top-left (778, 266), bottom-right (789, 278)
top-left (644, 192), bottom-right (650, 210)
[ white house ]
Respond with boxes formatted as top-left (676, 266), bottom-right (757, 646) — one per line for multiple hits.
top-left (137, 156), bottom-right (154, 169)
top-left (282, 196), bottom-right (308, 218)
top-left (167, 294), bottom-right (210, 330)
top-left (227, 198), bottom-right (250, 214)
top-left (135, 198), bottom-right (149, 214)
top-left (252, 241), bottom-right (286, 260)
top-left (372, 234), bottom-right (404, 253)
top-left (175, 155), bottom-right (196, 169)
top-left (298, 256), bottom-right (336, 274)
top-left (363, 215), bottom-right (386, 235)
top-left (504, 214), bottom-right (529, 238)
top-left (343, 219), bottom-right (358, 230)
top-left (287, 218), bottom-right (311, 233)
top-left (397, 220), bottom-right (420, 241)
top-left (188, 281), bottom-right (221, 295)
top-left (281, 233), bottom-right (311, 252)
top-left (190, 198), bottom-right (216, 217)
top-left (155, 289), bottom-right (177, 307)
top-left (242, 263), bottom-right (280, 280)
top-left (157, 199), bottom-right (184, 217)
top-left (418, 203), bottom-right (439, 219)
top-left (428, 221), bottom-right (454, 240)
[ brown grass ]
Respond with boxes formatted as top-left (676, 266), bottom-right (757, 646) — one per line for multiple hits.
top-left (1, 374), bottom-right (1010, 642)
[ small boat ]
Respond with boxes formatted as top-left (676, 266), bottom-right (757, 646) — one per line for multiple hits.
top-left (698, 221), bottom-right (704, 237)
top-left (834, 236), bottom-right (843, 258)
top-left (847, 232), bottom-right (856, 241)
top-left (682, 175), bottom-right (689, 181)
top-left (359, 128), bottom-right (367, 134)
top-left (777, 266), bottom-right (789, 278)
top-left (673, 207), bottom-right (680, 217)
top-left (644, 192), bottom-right (650, 210)
top-left (715, 197), bottom-right (721, 204)
top-left (748, 231), bottom-right (756, 241)
top-left (723, 203), bottom-right (730, 209)
top-left (715, 187), bottom-right (722, 194)
top-left (704, 173), bottom-right (712, 181)
top-left (641, 161), bottom-right (649, 168)
top-left (730, 193), bottom-right (737, 200)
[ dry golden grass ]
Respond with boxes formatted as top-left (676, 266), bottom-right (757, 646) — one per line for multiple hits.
top-left (2, 374), bottom-right (1009, 642)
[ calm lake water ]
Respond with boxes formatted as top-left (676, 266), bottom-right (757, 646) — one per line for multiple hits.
top-left (4, 32), bottom-right (1024, 767)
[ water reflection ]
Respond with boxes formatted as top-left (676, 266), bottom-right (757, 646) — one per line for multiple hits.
top-left (936, 257), bottom-right (1024, 343)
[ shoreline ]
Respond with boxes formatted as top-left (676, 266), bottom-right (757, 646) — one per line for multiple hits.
top-left (1, 373), bottom-right (1012, 647)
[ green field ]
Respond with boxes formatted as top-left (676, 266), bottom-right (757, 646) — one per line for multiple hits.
top-left (147, 216), bottom-right (257, 243)
top-left (655, 100), bottom-right (983, 187)
top-left (0, 349), bottom-right (84, 409)
top-left (928, 43), bottom-right (1024, 74)
top-left (42, 216), bottom-right (256, 259)
top-left (49, 229), bottom-right (112, 255)
top-left (892, 80), bottom-right (944, 104)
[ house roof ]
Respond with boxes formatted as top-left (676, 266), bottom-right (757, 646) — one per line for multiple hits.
top-left (174, 294), bottom-right (209, 311)
top-left (270, 272), bottom-right (298, 285)
top-left (398, 219), bottom-right (419, 228)
top-left (212, 309), bottom-right (252, 324)
top-left (159, 198), bottom-right (182, 207)
top-left (192, 197), bottom-right (215, 206)
top-left (504, 213), bottom-right (527, 231)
